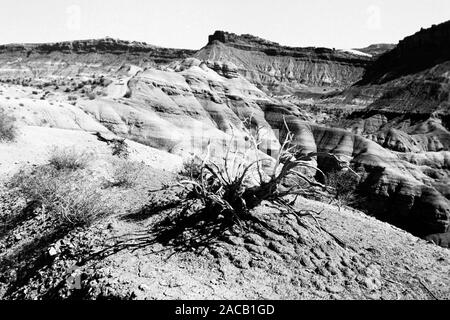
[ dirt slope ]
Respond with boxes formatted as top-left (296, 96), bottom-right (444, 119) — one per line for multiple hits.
top-left (0, 162), bottom-right (448, 300)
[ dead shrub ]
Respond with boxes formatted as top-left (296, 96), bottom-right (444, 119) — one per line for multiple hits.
top-left (145, 118), bottom-right (348, 251)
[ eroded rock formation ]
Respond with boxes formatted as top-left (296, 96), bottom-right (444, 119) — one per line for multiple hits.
top-left (196, 31), bottom-right (373, 94)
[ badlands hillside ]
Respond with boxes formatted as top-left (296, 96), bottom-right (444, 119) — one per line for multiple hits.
top-left (0, 21), bottom-right (449, 300)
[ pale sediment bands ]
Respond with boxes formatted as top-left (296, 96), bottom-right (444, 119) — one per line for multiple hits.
top-left (270, 117), bottom-right (450, 236)
top-left (325, 22), bottom-right (450, 167)
top-left (0, 38), bottom-right (196, 79)
top-left (346, 115), bottom-right (450, 152)
top-left (195, 31), bottom-right (372, 93)
top-left (79, 58), bottom-right (282, 156)
top-left (329, 22), bottom-right (450, 160)
top-left (0, 95), bottom-right (108, 132)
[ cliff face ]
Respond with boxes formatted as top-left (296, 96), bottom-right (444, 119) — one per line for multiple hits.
top-left (0, 38), bottom-right (196, 81)
top-left (331, 20), bottom-right (450, 119)
top-left (326, 20), bottom-right (450, 154)
top-left (315, 21), bottom-right (450, 238)
top-left (0, 38), bottom-right (196, 63)
top-left (196, 31), bottom-right (373, 94)
top-left (359, 21), bottom-right (450, 85)
top-left (354, 44), bottom-right (396, 58)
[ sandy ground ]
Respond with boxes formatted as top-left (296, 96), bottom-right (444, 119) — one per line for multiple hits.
top-left (0, 125), bottom-right (182, 179)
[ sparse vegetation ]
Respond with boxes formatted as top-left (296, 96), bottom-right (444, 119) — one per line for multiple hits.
top-left (0, 108), bottom-right (18, 142)
top-left (108, 159), bottom-right (144, 188)
top-left (48, 147), bottom-right (92, 171)
top-left (326, 167), bottom-right (364, 210)
top-left (110, 139), bottom-right (130, 159)
top-left (7, 162), bottom-right (112, 227)
top-left (179, 156), bottom-right (203, 180)
top-left (327, 169), bottom-right (359, 206)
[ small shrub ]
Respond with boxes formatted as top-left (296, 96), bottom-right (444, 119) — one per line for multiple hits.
top-left (7, 166), bottom-right (61, 208)
top-left (48, 147), bottom-right (92, 171)
top-left (179, 156), bottom-right (203, 180)
top-left (0, 108), bottom-right (18, 142)
top-left (108, 160), bottom-right (143, 188)
top-left (326, 169), bottom-right (361, 208)
top-left (55, 181), bottom-right (110, 226)
top-left (8, 165), bottom-right (112, 226)
top-left (111, 140), bottom-right (130, 159)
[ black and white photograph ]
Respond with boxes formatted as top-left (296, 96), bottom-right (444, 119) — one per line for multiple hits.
top-left (0, 0), bottom-right (449, 309)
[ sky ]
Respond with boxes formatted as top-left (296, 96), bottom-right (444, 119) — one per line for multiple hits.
top-left (0, 0), bottom-right (449, 50)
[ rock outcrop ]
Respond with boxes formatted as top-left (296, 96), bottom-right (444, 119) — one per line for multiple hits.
top-left (0, 37), bottom-right (196, 63)
top-left (0, 38), bottom-right (196, 83)
top-left (354, 44), bottom-right (396, 58)
top-left (332, 20), bottom-right (450, 118)
top-left (196, 31), bottom-right (373, 94)
top-left (359, 21), bottom-right (450, 85)
top-left (272, 118), bottom-right (450, 236)
top-left (314, 20), bottom-right (450, 239)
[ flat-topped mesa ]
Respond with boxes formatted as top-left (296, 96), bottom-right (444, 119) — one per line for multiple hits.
top-left (208, 30), bottom-right (280, 47)
top-left (0, 37), bottom-right (196, 59)
top-left (198, 31), bottom-right (374, 93)
top-left (206, 30), bottom-right (373, 65)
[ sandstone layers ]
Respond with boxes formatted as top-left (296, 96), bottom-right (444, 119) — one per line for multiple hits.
top-left (195, 31), bottom-right (373, 94)
top-left (320, 21), bottom-right (450, 240)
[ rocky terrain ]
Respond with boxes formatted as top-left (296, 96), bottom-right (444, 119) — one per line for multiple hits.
top-left (354, 44), bottom-right (396, 58)
top-left (1, 166), bottom-right (449, 300)
top-left (314, 21), bottom-right (450, 241)
top-left (0, 21), bottom-right (449, 300)
top-left (195, 30), bottom-right (373, 94)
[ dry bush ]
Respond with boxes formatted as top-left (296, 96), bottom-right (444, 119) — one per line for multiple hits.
top-left (54, 181), bottom-right (111, 226)
top-left (179, 156), bottom-right (203, 180)
top-left (145, 118), bottom-right (349, 250)
top-left (326, 168), bottom-right (362, 209)
top-left (6, 147), bottom-right (111, 226)
top-left (110, 139), bottom-right (130, 159)
top-left (108, 159), bottom-right (144, 188)
top-left (0, 108), bottom-right (18, 142)
top-left (8, 165), bottom-right (113, 227)
top-left (48, 147), bottom-right (92, 171)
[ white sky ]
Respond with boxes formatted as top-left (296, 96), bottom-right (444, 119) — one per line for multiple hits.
top-left (0, 0), bottom-right (449, 49)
